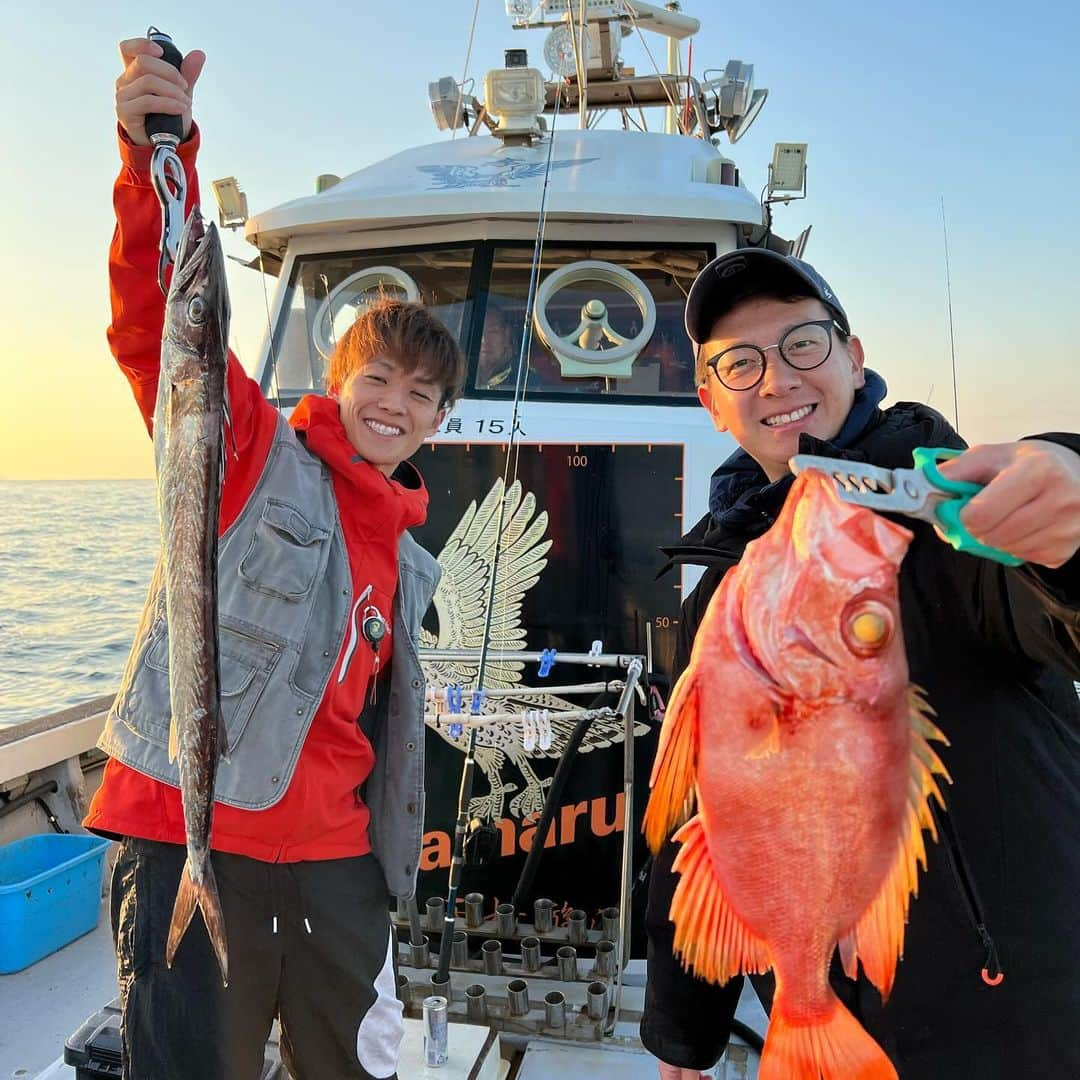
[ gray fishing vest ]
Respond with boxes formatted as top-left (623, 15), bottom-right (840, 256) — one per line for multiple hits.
top-left (99, 413), bottom-right (439, 898)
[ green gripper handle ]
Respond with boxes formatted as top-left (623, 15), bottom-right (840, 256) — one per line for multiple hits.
top-left (912, 447), bottom-right (1023, 566)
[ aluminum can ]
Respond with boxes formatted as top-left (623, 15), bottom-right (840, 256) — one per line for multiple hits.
top-left (422, 995), bottom-right (449, 1067)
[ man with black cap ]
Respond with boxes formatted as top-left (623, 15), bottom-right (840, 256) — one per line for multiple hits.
top-left (642, 249), bottom-right (1080, 1078)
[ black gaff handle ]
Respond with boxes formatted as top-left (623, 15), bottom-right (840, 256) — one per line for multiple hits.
top-left (145, 27), bottom-right (184, 142)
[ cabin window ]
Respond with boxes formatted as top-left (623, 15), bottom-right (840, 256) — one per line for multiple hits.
top-left (474, 244), bottom-right (708, 400)
top-left (269, 246), bottom-right (476, 396)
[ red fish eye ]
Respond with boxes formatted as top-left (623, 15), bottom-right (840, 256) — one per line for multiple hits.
top-left (842, 599), bottom-right (894, 656)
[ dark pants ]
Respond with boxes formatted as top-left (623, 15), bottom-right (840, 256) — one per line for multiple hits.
top-left (110, 838), bottom-right (402, 1080)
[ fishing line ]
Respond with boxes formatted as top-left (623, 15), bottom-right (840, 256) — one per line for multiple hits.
top-left (940, 196), bottom-right (960, 429)
top-left (488, 81), bottom-right (566, 689)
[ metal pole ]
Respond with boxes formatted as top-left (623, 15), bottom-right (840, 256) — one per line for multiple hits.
top-left (420, 648), bottom-right (642, 668)
top-left (664, 4), bottom-right (681, 135)
top-left (609, 658), bottom-right (642, 1030)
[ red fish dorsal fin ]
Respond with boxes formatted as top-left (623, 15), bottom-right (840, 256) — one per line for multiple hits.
top-left (643, 669), bottom-right (701, 854)
top-left (838, 686), bottom-right (951, 998)
top-left (667, 814), bottom-right (772, 984)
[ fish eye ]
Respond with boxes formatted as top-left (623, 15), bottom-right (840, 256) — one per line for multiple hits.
top-left (188, 296), bottom-right (206, 324)
top-left (842, 598), bottom-right (894, 656)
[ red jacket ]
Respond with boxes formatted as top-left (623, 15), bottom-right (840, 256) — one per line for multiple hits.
top-left (84, 126), bottom-right (428, 862)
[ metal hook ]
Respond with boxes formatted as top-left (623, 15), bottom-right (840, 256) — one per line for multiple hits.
top-left (150, 141), bottom-right (187, 294)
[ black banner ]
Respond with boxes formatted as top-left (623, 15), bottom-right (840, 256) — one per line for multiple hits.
top-left (410, 442), bottom-right (684, 951)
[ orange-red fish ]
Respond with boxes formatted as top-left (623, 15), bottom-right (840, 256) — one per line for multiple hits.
top-left (644, 471), bottom-right (950, 1080)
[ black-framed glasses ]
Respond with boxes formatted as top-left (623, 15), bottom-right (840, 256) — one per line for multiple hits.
top-left (703, 319), bottom-right (837, 391)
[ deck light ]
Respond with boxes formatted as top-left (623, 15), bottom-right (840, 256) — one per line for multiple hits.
top-left (768, 143), bottom-right (808, 198)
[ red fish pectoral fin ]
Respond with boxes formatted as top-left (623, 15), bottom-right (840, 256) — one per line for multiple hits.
top-left (642, 671), bottom-right (701, 854)
top-left (844, 686), bottom-right (950, 999)
top-left (760, 999), bottom-right (898, 1080)
top-left (668, 814), bottom-right (771, 985)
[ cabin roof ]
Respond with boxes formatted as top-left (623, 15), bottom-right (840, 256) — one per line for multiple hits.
top-left (245, 129), bottom-right (762, 249)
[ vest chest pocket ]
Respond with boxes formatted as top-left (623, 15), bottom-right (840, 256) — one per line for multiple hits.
top-left (239, 499), bottom-right (331, 601)
top-left (137, 619), bottom-right (281, 754)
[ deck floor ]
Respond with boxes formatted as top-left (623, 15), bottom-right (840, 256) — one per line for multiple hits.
top-left (1, 897), bottom-right (118, 1078)
top-left (6, 898), bottom-right (767, 1080)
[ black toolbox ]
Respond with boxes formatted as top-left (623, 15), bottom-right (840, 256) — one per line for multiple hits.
top-left (63, 999), bottom-right (288, 1078)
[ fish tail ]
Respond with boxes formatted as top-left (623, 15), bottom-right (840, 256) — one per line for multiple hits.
top-left (642, 671), bottom-right (700, 853)
top-left (166, 856), bottom-right (229, 986)
top-left (760, 998), bottom-right (897, 1080)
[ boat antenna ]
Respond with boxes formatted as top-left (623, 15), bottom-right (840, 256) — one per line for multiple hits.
top-left (451, 0), bottom-right (483, 138)
top-left (940, 196), bottom-right (960, 429)
top-left (433, 80), bottom-right (568, 986)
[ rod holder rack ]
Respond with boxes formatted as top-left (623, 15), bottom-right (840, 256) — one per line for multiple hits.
top-left (392, 911), bottom-right (615, 949)
top-left (396, 936), bottom-right (618, 984)
top-left (395, 966), bottom-right (643, 1046)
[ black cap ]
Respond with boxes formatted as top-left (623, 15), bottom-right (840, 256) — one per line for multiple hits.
top-left (685, 248), bottom-right (850, 344)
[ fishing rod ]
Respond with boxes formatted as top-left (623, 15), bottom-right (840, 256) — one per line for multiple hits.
top-left (940, 196), bottom-right (960, 430)
top-left (432, 80), bottom-right (568, 987)
top-left (145, 27), bottom-right (188, 294)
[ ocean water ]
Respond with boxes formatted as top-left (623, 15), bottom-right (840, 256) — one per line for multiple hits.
top-left (1, 481), bottom-right (1076, 730)
top-left (0, 480), bottom-right (158, 728)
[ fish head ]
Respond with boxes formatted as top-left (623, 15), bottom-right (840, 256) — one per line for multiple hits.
top-left (162, 207), bottom-right (230, 382)
top-left (736, 470), bottom-right (913, 706)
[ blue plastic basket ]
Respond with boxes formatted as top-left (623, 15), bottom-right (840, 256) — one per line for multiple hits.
top-left (0, 833), bottom-right (112, 974)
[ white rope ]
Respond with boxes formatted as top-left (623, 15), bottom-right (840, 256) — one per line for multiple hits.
top-left (620, 0), bottom-right (686, 134)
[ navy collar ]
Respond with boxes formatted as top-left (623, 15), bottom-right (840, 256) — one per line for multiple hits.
top-left (707, 369), bottom-right (889, 524)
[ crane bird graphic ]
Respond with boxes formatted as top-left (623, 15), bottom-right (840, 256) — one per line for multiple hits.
top-left (421, 477), bottom-right (647, 821)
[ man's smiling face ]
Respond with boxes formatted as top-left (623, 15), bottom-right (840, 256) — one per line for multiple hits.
top-left (696, 295), bottom-right (866, 481)
top-left (336, 356), bottom-right (446, 475)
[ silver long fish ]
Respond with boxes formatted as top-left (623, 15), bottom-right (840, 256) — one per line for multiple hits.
top-left (153, 206), bottom-right (230, 983)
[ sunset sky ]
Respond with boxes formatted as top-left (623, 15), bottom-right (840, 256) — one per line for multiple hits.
top-left (1, 0), bottom-right (1076, 480)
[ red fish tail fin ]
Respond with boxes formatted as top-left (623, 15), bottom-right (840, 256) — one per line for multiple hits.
top-left (668, 814), bottom-right (770, 984)
top-left (166, 856), bottom-right (229, 986)
top-left (760, 999), bottom-right (897, 1080)
top-left (643, 670), bottom-right (701, 853)
top-left (840, 685), bottom-right (950, 997)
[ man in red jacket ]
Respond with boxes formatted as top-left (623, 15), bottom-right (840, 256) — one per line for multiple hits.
top-left (86, 37), bottom-right (465, 1080)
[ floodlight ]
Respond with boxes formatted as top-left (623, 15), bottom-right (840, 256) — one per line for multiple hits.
top-left (544, 24), bottom-right (587, 77)
top-left (210, 177), bottom-right (248, 231)
top-left (429, 76), bottom-right (467, 131)
top-left (768, 142), bottom-right (808, 195)
top-left (702, 61), bottom-right (768, 144)
top-left (729, 88), bottom-right (767, 143)
top-left (484, 65), bottom-right (546, 137)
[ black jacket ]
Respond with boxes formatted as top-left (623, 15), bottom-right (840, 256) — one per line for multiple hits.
top-left (641, 402), bottom-right (1080, 1079)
